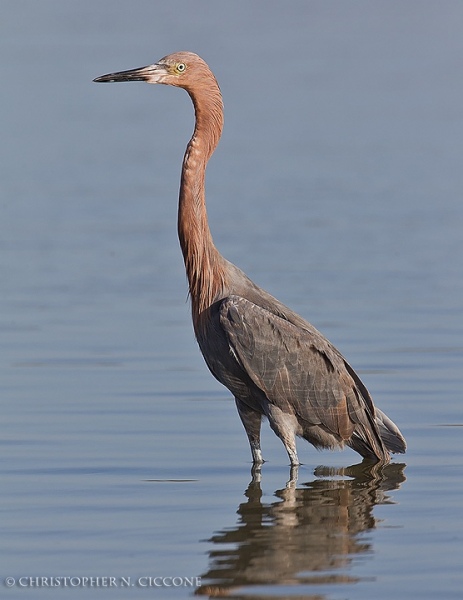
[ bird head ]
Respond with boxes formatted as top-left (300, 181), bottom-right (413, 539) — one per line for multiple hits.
top-left (93, 51), bottom-right (212, 91)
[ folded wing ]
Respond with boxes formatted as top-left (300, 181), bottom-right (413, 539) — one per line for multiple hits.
top-left (219, 295), bottom-right (387, 458)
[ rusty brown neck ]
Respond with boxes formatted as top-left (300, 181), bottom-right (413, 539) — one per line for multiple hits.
top-left (177, 75), bottom-right (227, 330)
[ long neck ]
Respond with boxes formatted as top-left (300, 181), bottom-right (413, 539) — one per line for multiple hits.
top-left (178, 76), bottom-right (227, 327)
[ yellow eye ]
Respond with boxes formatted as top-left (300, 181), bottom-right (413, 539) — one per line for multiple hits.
top-left (176, 63), bottom-right (186, 73)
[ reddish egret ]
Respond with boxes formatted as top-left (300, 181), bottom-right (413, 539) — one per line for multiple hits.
top-left (94, 52), bottom-right (406, 465)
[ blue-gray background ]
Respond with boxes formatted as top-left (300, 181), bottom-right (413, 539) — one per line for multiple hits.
top-left (1, 1), bottom-right (462, 598)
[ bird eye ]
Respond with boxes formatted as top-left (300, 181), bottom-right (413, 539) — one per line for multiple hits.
top-left (176, 63), bottom-right (186, 73)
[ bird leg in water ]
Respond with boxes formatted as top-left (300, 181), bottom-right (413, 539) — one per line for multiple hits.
top-left (265, 404), bottom-right (301, 466)
top-left (235, 398), bottom-right (264, 464)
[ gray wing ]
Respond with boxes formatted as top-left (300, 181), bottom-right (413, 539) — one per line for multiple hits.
top-left (219, 295), bottom-right (378, 444)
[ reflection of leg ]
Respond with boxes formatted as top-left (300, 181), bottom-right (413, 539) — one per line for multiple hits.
top-left (250, 463), bottom-right (262, 483)
top-left (286, 464), bottom-right (299, 488)
top-left (235, 398), bottom-right (264, 464)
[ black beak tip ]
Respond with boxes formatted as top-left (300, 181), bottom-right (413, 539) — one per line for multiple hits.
top-left (93, 74), bottom-right (112, 83)
top-left (92, 66), bottom-right (154, 84)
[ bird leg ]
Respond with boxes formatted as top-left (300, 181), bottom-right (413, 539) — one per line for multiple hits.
top-left (265, 405), bottom-right (301, 466)
top-left (283, 444), bottom-right (300, 467)
top-left (235, 398), bottom-right (264, 464)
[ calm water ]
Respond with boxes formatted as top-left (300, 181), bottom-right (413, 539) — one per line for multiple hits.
top-left (1, 1), bottom-right (462, 598)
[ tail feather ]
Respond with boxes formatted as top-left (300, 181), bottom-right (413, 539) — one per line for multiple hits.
top-left (375, 408), bottom-right (407, 454)
top-left (344, 360), bottom-right (406, 460)
top-left (347, 406), bottom-right (406, 461)
top-left (347, 431), bottom-right (387, 462)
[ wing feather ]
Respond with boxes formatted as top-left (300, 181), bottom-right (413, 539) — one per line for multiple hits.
top-left (219, 295), bottom-right (366, 441)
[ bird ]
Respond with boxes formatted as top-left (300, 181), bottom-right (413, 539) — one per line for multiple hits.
top-left (94, 51), bottom-right (406, 466)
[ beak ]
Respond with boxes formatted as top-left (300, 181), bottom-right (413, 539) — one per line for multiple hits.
top-left (93, 63), bottom-right (167, 84)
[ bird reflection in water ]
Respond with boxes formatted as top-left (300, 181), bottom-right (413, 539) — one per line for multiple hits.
top-left (196, 462), bottom-right (406, 597)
